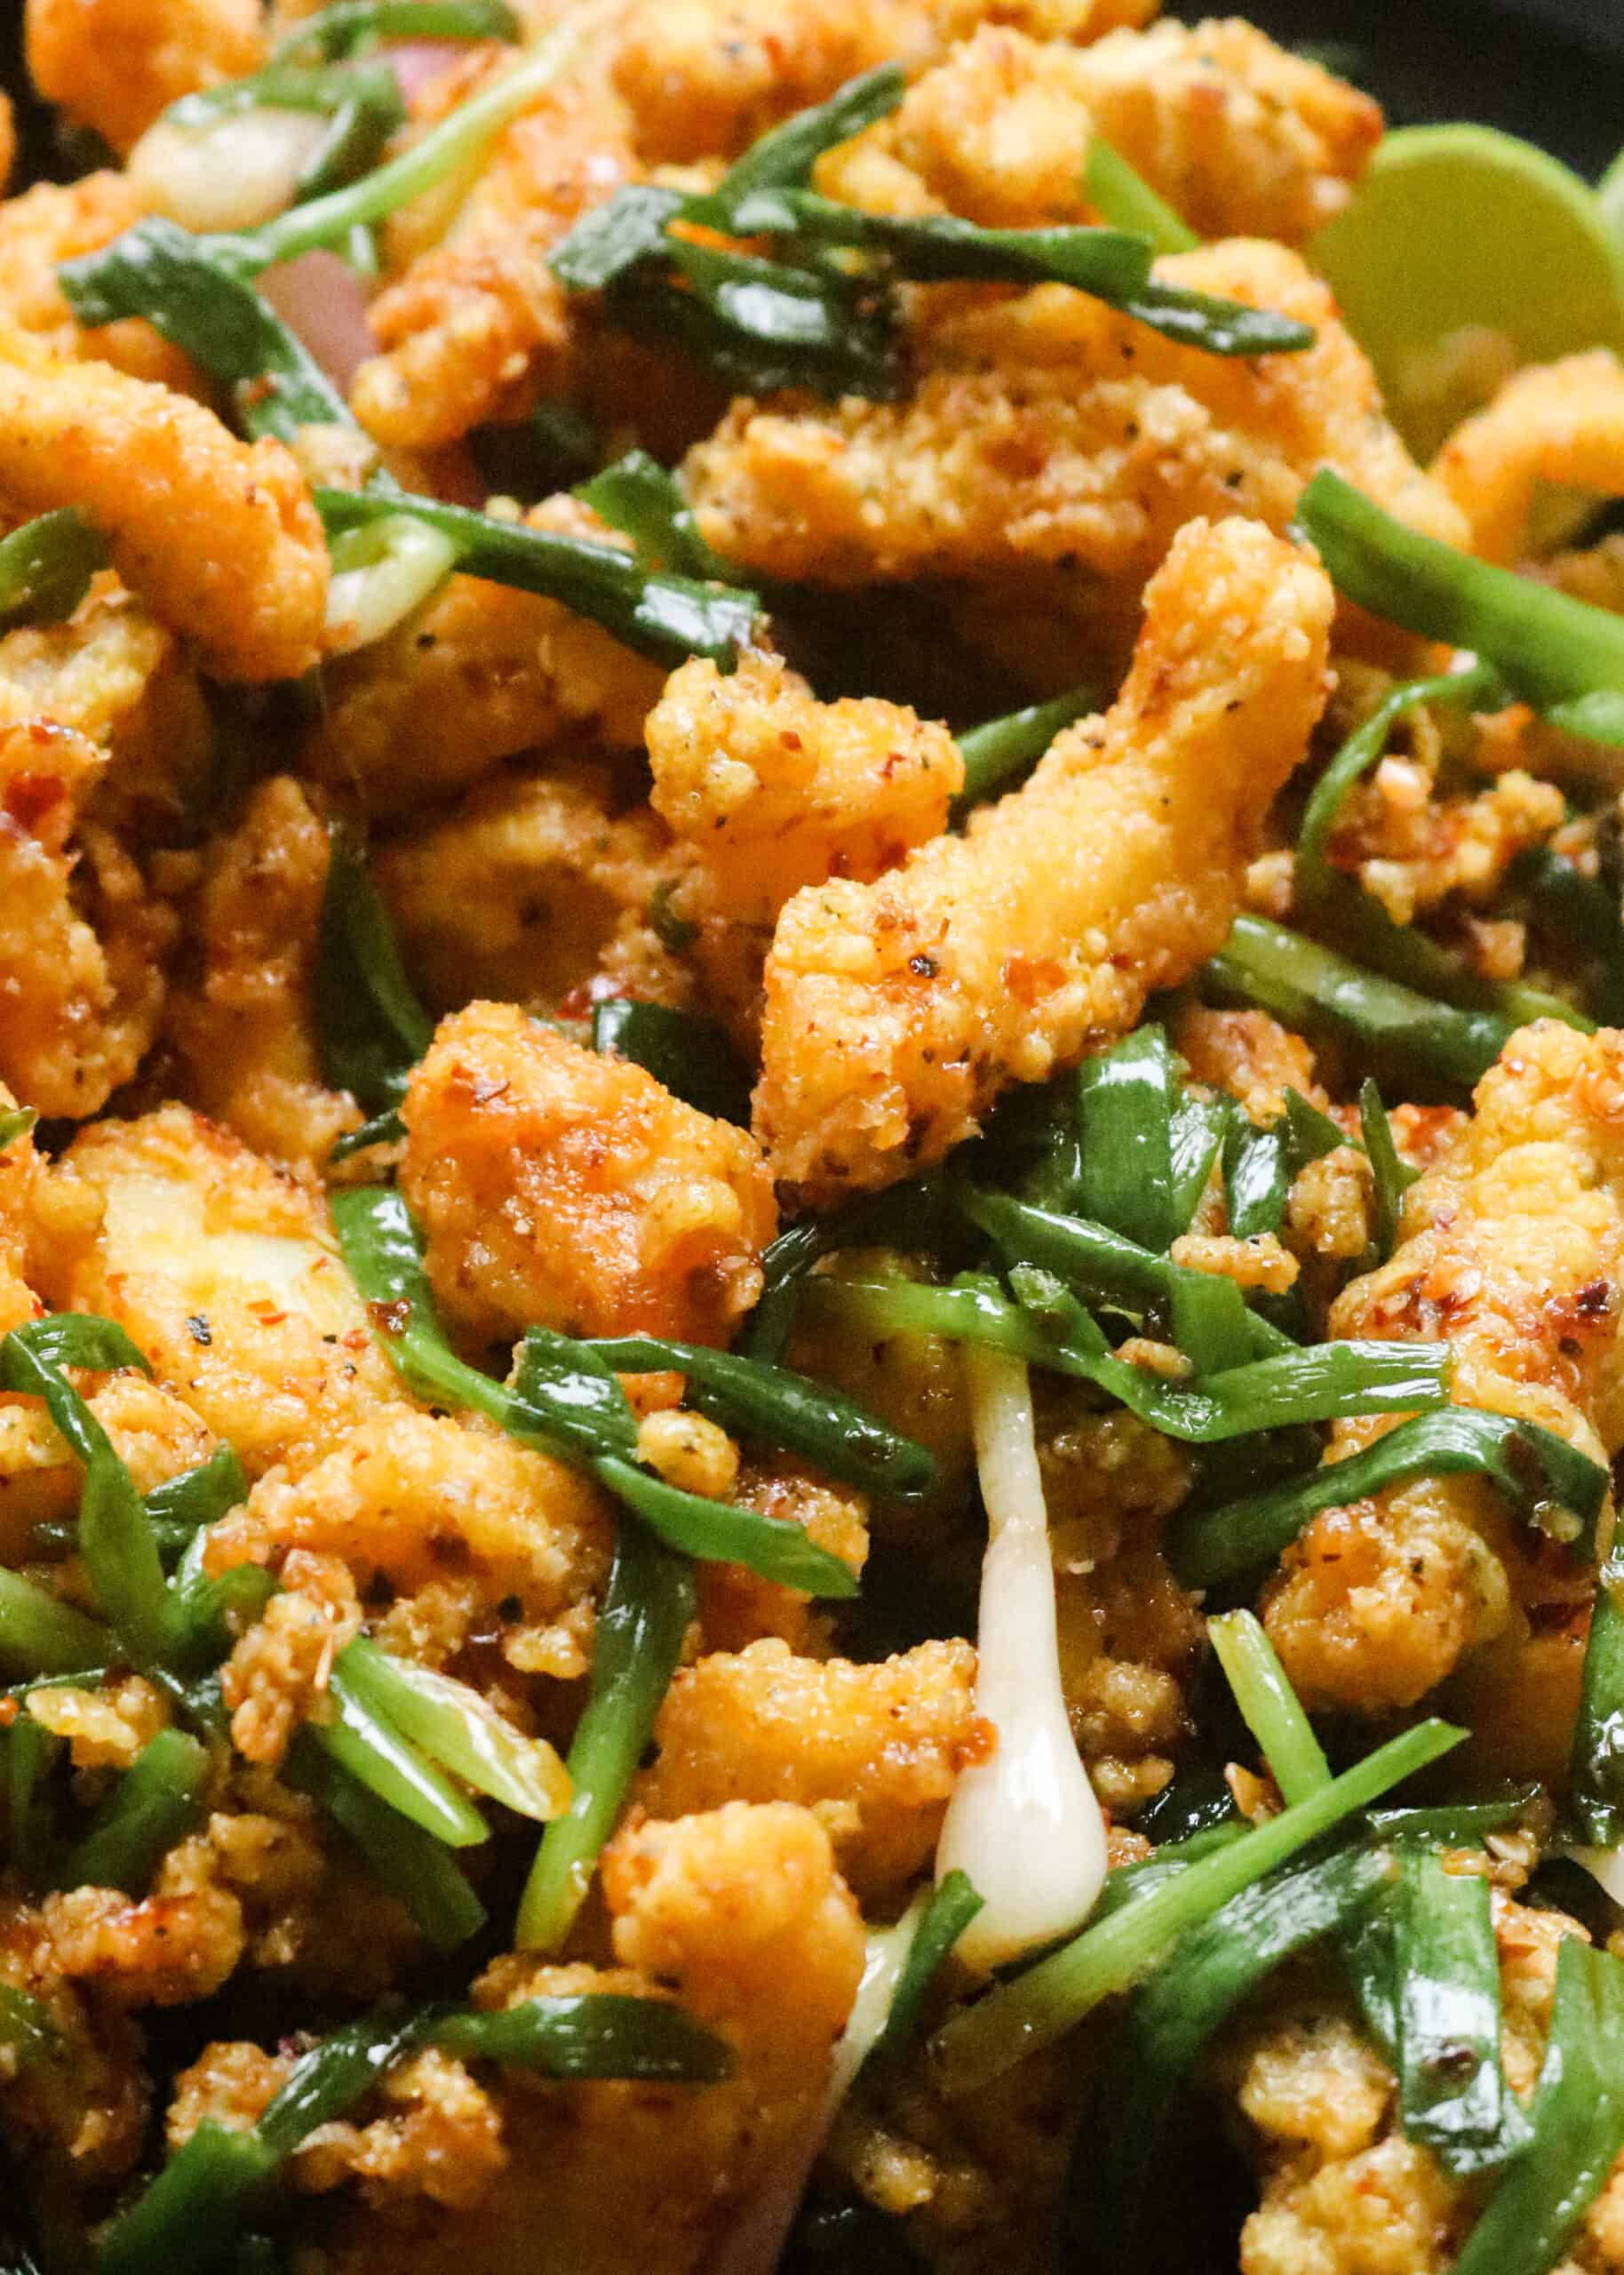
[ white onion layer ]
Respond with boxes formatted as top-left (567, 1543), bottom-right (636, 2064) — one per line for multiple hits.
top-left (935, 1345), bottom-right (1108, 1972)
top-left (129, 110), bottom-right (332, 235)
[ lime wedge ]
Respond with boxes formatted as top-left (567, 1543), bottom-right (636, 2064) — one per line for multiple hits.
top-left (1311, 124), bottom-right (1624, 461)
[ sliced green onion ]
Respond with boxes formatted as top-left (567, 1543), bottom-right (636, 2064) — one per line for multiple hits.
top-left (1297, 467), bottom-right (1624, 746)
top-left (1451, 1939), bottom-right (1624, 2275)
top-left (727, 189), bottom-right (1154, 297)
top-left (575, 452), bottom-right (715, 579)
top-left (1067, 1842), bottom-right (1394, 2273)
top-left (0, 509), bottom-right (107, 634)
top-left (328, 1106), bottom-right (405, 1163)
top-left (930, 1716), bottom-right (1463, 2094)
top-left (1205, 913), bottom-right (1521, 1091)
top-left (517, 1518), bottom-right (694, 1952)
top-left (1074, 1026), bottom-right (1181, 1254)
top-left (315, 1660), bottom-right (489, 1848)
top-left (1222, 1085), bottom-right (1343, 1243)
top-left (0, 1984), bottom-right (60, 2067)
top-left (951, 685), bottom-right (1098, 815)
top-left (802, 1269), bottom-right (1450, 1441)
top-left (1358, 1077), bottom-right (1416, 1262)
top-left (314, 827), bottom-right (434, 1118)
top-left (145, 1447), bottom-right (250, 1536)
top-left (0, 1108), bottom-right (36, 1152)
top-left (332, 1188), bottom-right (859, 1599)
top-left (54, 1729), bottom-right (209, 1898)
top-left (1081, 135), bottom-right (1198, 253)
top-left (6, 1715), bottom-right (58, 1883)
top-left (590, 999), bottom-right (752, 1125)
top-left (227, 14), bottom-right (585, 271)
top-left (432, 1992), bottom-right (732, 2080)
top-left (622, 237), bottom-right (903, 403)
top-left (864, 1872), bottom-right (983, 2080)
top-left (270, 0), bottom-right (518, 65)
top-left (1169, 1405), bottom-right (1608, 1589)
top-left (1207, 1610), bottom-right (1329, 1804)
top-left (317, 484), bottom-right (760, 671)
top-left (333, 1638), bottom-right (569, 1821)
top-left (325, 513), bottom-right (458, 652)
top-left (965, 1186), bottom-right (1294, 1354)
top-left (0, 1573), bottom-right (113, 1679)
top-left (0, 1323), bottom-right (179, 1672)
top-left (713, 64), bottom-right (906, 200)
top-left (285, 1733), bottom-right (485, 1951)
top-left (580, 1335), bottom-right (937, 1500)
top-left (741, 1175), bottom-right (951, 1364)
top-left (1393, 1846), bottom-right (1529, 2175)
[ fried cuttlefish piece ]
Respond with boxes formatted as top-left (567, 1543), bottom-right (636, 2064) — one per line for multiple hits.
top-left (753, 513), bottom-right (1334, 1201)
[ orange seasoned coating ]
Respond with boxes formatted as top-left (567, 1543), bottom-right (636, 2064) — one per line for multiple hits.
top-left (375, 750), bottom-right (681, 1015)
top-left (0, 719), bottom-right (179, 1120)
top-left (1174, 1005), bottom-right (1328, 1124)
top-left (319, 1807), bottom-right (864, 2275)
top-left (1265, 1021), bottom-right (1624, 1722)
top-left (0, 1369), bottom-right (219, 1560)
top-left (24, 0), bottom-right (266, 157)
top-left (696, 1455), bottom-right (870, 1652)
top-left (634, 1636), bottom-right (983, 1899)
top-left (683, 239), bottom-right (1467, 592)
top-left (754, 515), bottom-right (1333, 1200)
top-left (0, 1080), bottom-right (39, 1338)
top-left (609, 0), bottom-right (927, 165)
top-left (0, 1890), bottom-right (147, 2182)
top-left (1434, 348), bottom-right (1624, 565)
top-left (0, 323), bottom-right (328, 683)
top-left (44, 1832), bottom-right (248, 2008)
top-left (204, 1409), bottom-right (612, 1679)
top-left (647, 651), bottom-right (962, 929)
top-left (0, 174), bottom-right (201, 391)
top-left (818, 18), bottom-right (1380, 239)
top-left (351, 85), bottom-right (637, 451)
top-left (401, 1002), bottom-right (777, 1345)
top-left (301, 498), bottom-right (666, 818)
top-left (0, 96), bottom-right (13, 196)
top-left (164, 777), bottom-right (362, 1175)
top-left (219, 1551), bottom-right (362, 1767)
top-left (29, 1106), bottom-right (403, 1479)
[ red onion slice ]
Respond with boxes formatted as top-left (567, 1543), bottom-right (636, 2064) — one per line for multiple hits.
top-left (258, 251), bottom-right (378, 392)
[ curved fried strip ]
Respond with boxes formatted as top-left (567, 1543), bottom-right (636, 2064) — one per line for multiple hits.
top-left (754, 514), bottom-right (1333, 1201)
top-left (1435, 348), bottom-right (1624, 565)
top-left (685, 239), bottom-right (1465, 591)
top-left (0, 323), bottom-right (328, 682)
top-left (818, 18), bottom-right (1380, 239)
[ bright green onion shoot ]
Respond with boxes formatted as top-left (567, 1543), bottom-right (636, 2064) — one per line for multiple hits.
top-left (53, 1728), bottom-right (209, 1898)
top-left (952, 684), bottom-right (1099, 816)
top-left (1081, 134), bottom-right (1198, 253)
top-left (0, 1572), bottom-right (113, 1679)
top-left (1169, 1404), bottom-right (1608, 1589)
top-left (1391, 1845), bottom-right (1529, 2175)
top-left (325, 513), bottom-right (458, 651)
top-left (0, 1106), bottom-right (36, 1152)
top-left (1207, 1610), bottom-right (1329, 1805)
top-left (270, 0), bottom-right (520, 65)
top-left (517, 1517), bottom-right (694, 1951)
top-left (930, 1716), bottom-right (1463, 2095)
top-left (314, 826), bottom-right (434, 1119)
top-left (0, 509), bottom-right (108, 635)
top-left (333, 1637), bottom-right (570, 1821)
top-left (315, 1656), bottom-right (489, 1848)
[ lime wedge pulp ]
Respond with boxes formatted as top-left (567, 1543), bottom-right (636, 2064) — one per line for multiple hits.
top-left (1312, 124), bottom-right (1624, 460)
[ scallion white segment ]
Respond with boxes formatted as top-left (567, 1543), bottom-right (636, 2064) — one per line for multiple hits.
top-left (935, 1346), bottom-right (1107, 1971)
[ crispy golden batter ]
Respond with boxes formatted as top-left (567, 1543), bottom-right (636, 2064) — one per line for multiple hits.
top-left (301, 498), bottom-right (666, 818)
top-left (634, 1637), bottom-right (983, 1898)
top-left (0, 719), bottom-right (179, 1119)
top-left (1435, 349), bottom-right (1624, 564)
top-left (0, 1081), bottom-right (39, 1341)
top-left (648, 651), bottom-right (962, 927)
top-left (29, 1106), bottom-right (402, 1478)
top-left (1266, 1022), bottom-right (1624, 1727)
top-left (683, 239), bottom-right (1466, 591)
top-left (401, 1002), bottom-right (777, 1345)
top-left (1174, 1006), bottom-right (1327, 1123)
top-left (818, 19), bottom-right (1379, 239)
top-left (754, 515), bottom-right (1333, 1199)
top-left (0, 323), bottom-right (328, 682)
top-left (696, 1454), bottom-right (871, 1652)
top-left (219, 1549), bottom-right (362, 1767)
top-left (322, 1804), bottom-right (865, 2275)
top-left (164, 777), bottom-right (362, 1173)
top-left (23, 0), bottom-right (265, 158)
top-left (205, 1409), bottom-right (612, 1679)
top-left (352, 85), bottom-right (637, 451)
top-left (375, 751), bottom-right (681, 1015)
top-left (0, 174), bottom-right (202, 391)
